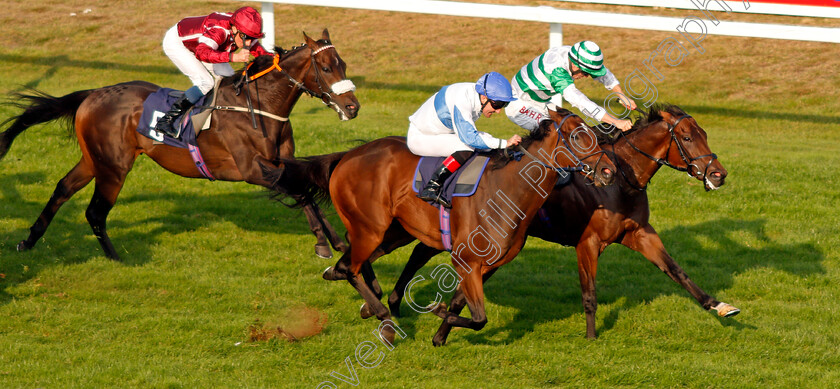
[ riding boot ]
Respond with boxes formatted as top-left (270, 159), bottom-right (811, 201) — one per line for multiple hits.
top-left (418, 164), bottom-right (456, 208)
top-left (154, 95), bottom-right (194, 139)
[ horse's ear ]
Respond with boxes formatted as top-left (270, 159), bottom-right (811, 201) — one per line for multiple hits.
top-left (303, 31), bottom-right (315, 46)
top-left (321, 28), bottom-right (331, 42)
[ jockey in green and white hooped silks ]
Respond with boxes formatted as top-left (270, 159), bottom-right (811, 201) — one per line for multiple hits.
top-left (506, 40), bottom-right (637, 132)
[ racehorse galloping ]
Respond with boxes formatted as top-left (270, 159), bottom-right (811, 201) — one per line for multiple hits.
top-left (383, 105), bottom-right (739, 340)
top-left (0, 29), bottom-right (357, 260)
top-left (267, 109), bottom-right (616, 346)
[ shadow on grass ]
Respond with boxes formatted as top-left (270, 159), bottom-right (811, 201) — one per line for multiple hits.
top-left (0, 53), bottom-right (179, 91)
top-left (0, 181), bottom-right (340, 305)
top-left (374, 217), bottom-right (823, 344)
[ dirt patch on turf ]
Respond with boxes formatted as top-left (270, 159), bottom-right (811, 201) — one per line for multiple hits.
top-left (248, 305), bottom-right (328, 342)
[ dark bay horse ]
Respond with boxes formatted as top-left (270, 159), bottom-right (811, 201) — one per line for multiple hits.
top-left (380, 105), bottom-right (740, 341)
top-left (0, 29), bottom-right (357, 260)
top-left (267, 109), bottom-right (616, 345)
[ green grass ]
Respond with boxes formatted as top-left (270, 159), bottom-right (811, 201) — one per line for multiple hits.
top-left (2, 1), bottom-right (840, 388)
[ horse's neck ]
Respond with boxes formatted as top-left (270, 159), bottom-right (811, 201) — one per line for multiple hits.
top-left (272, 51), bottom-right (310, 114)
top-left (491, 137), bottom-right (567, 216)
top-left (614, 124), bottom-right (671, 188)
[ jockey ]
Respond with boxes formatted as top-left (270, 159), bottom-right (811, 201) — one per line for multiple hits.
top-left (506, 40), bottom-right (637, 132)
top-left (156, 6), bottom-right (271, 138)
top-left (408, 72), bottom-right (522, 208)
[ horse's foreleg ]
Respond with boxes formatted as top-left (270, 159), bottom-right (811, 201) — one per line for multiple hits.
top-left (576, 235), bottom-right (603, 339)
top-left (621, 224), bottom-right (740, 317)
top-left (18, 162), bottom-right (93, 253)
top-left (431, 264), bottom-right (489, 346)
top-left (431, 267), bottom-right (499, 345)
top-left (388, 243), bottom-right (442, 317)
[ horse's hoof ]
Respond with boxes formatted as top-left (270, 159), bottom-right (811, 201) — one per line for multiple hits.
top-left (713, 302), bottom-right (741, 318)
top-left (360, 303), bottom-right (374, 319)
top-left (429, 302), bottom-right (448, 318)
top-left (315, 244), bottom-right (332, 259)
top-left (322, 266), bottom-right (335, 280)
top-left (334, 241), bottom-right (349, 253)
top-left (16, 240), bottom-right (31, 252)
top-left (432, 334), bottom-right (447, 347)
top-left (378, 325), bottom-right (396, 347)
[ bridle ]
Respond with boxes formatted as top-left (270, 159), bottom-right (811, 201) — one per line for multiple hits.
top-left (616, 113), bottom-right (719, 191)
top-left (223, 43), bottom-right (357, 131)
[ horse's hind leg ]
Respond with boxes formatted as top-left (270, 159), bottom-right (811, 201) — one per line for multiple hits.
top-left (85, 185), bottom-right (121, 260)
top-left (315, 204), bottom-right (348, 253)
top-left (17, 161), bottom-right (93, 253)
top-left (388, 243), bottom-right (442, 317)
top-left (302, 203), bottom-right (335, 259)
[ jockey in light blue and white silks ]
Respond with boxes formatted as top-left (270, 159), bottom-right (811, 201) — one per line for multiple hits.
top-left (407, 82), bottom-right (510, 157)
top-left (408, 72), bottom-right (519, 208)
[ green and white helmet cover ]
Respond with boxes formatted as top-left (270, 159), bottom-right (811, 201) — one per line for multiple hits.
top-left (568, 41), bottom-right (606, 77)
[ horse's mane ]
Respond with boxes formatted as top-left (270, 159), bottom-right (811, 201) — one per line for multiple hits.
top-left (488, 116), bottom-right (553, 170)
top-left (596, 103), bottom-right (687, 145)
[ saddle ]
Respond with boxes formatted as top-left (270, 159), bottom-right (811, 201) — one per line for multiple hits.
top-left (135, 86), bottom-right (219, 180)
top-left (135, 76), bottom-right (221, 147)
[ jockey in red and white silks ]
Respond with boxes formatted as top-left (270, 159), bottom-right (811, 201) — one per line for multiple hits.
top-left (506, 41), bottom-right (637, 133)
top-left (156, 6), bottom-right (270, 138)
top-left (408, 72), bottom-right (521, 208)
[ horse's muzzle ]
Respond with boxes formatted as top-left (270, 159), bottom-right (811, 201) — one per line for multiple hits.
top-left (704, 169), bottom-right (727, 191)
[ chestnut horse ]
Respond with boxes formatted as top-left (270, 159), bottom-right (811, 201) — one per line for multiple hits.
top-left (378, 105), bottom-right (740, 341)
top-left (0, 30), bottom-right (357, 260)
top-left (267, 109), bottom-right (616, 345)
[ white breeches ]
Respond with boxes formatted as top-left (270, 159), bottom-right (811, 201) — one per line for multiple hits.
top-left (504, 82), bottom-right (557, 131)
top-left (162, 26), bottom-right (234, 94)
top-left (407, 124), bottom-right (473, 157)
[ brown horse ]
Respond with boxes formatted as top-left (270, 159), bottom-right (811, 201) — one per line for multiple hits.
top-left (0, 30), bottom-right (357, 260)
top-left (380, 105), bottom-right (739, 341)
top-left (267, 109), bottom-right (616, 345)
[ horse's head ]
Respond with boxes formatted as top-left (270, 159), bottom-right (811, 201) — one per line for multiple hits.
top-left (300, 29), bottom-right (360, 121)
top-left (544, 109), bottom-right (615, 187)
top-left (657, 107), bottom-right (727, 191)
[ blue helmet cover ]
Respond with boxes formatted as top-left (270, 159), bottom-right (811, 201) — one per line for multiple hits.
top-left (475, 72), bottom-right (517, 102)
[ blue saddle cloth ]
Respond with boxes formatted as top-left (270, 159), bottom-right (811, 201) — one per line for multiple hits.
top-left (135, 88), bottom-right (207, 149)
top-left (412, 154), bottom-right (491, 207)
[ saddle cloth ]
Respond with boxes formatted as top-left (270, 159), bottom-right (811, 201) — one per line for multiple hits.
top-left (412, 154), bottom-right (491, 207)
top-left (135, 88), bottom-right (210, 148)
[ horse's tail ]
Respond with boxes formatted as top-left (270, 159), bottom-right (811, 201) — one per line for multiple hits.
top-left (262, 151), bottom-right (349, 207)
top-left (0, 88), bottom-right (95, 160)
